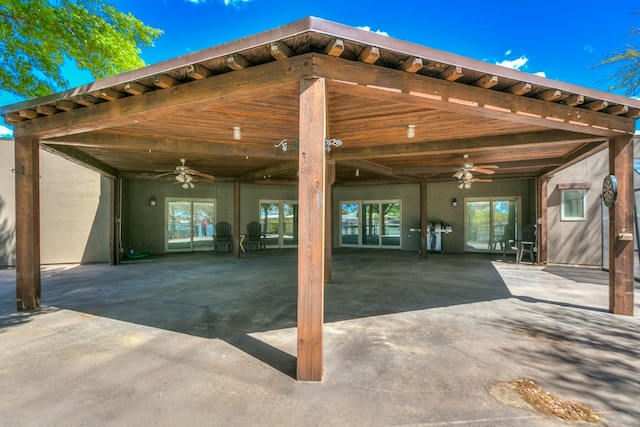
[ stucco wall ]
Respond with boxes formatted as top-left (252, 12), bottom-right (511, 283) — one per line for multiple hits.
top-left (124, 176), bottom-right (539, 256)
top-left (546, 150), bottom-right (607, 265)
top-left (0, 138), bottom-right (111, 267)
top-left (546, 141), bottom-right (639, 266)
top-left (124, 179), bottom-right (299, 253)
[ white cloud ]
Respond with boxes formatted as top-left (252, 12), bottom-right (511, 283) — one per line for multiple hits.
top-left (505, 49), bottom-right (512, 56)
top-left (356, 26), bottom-right (389, 37)
top-left (223, 0), bottom-right (252, 6)
top-left (0, 124), bottom-right (13, 137)
top-left (533, 71), bottom-right (547, 77)
top-left (185, 0), bottom-right (207, 3)
top-left (496, 55), bottom-right (528, 70)
top-left (584, 44), bottom-right (594, 53)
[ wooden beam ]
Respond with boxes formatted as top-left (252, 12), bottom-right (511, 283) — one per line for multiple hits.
top-left (47, 132), bottom-right (295, 160)
top-left (358, 46), bottom-right (380, 64)
top-left (227, 54), bottom-right (252, 70)
top-left (609, 135), bottom-right (635, 315)
top-left (35, 105), bottom-right (58, 116)
top-left (316, 55), bottom-right (635, 136)
top-left (4, 112), bottom-right (23, 124)
top-left (14, 137), bottom-right (41, 310)
top-left (185, 64), bottom-right (213, 80)
top-left (441, 66), bottom-right (463, 81)
top-left (537, 89), bottom-right (562, 102)
top-left (325, 159), bottom-right (335, 283)
top-left (564, 94), bottom-right (584, 107)
top-left (75, 94), bottom-right (101, 106)
top-left (332, 130), bottom-right (607, 161)
top-left (241, 161), bottom-right (298, 181)
top-left (505, 82), bottom-right (531, 95)
top-left (583, 100), bottom-right (608, 111)
top-left (402, 57), bottom-right (423, 73)
top-left (338, 159), bottom-right (403, 179)
top-left (603, 104), bottom-right (629, 116)
top-left (271, 42), bottom-right (294, 60)
top-left (233, 181), bottom-right (241, 259)
top-left (14, 55), bottom-right (313, 139)
top-left (154, 74), bottom-right (179, 88)
top-left (473, 75), bottom-right (498, 89)
top-left (54, 100), bottom-right (79, 111)
top-left (109, 177), bottom-right (120, 265)
top-left (297, 77), bottom-right (326, 381)
top-left (536, 176), bottom-right (549, 265)
top-left (40, 144), bottom-right (119, 178)
top-left (324, 38), bottom-right (344, 57)
top-left (624, 108), bottom-right (640, 119)
top-left (420, 181), bottom-right (427, 259)
top-left (123, 82), bottom-right (150, 95)
top-left (95, 88), bottom-right (125, 101)
top-left (19, 109), bottom-right (38, 119)
top-left (393, 157), bottom-right (565, 175)
top-left (539, 141), bottom-right (607, 177)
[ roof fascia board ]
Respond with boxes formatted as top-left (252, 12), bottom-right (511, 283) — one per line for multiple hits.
top-left (4, 16), bottom-right (640, 116)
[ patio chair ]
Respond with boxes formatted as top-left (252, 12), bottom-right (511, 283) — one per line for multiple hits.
top-left (516, 224), bottom-right (536, 264)
top-left (246, 221), bottom-right (264, 251)
top-left (214, 221), bottom-right (232, 252)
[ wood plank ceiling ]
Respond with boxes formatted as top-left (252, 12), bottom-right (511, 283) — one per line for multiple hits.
top-left (3, 17), bottom-right (639, 186)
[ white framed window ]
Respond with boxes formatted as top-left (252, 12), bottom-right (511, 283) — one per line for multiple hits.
top-left (560, 189), bottom-right (586, 221)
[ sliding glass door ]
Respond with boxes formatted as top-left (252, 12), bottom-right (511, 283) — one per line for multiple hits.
top-left (166, 198), bottom-right (215, 252)
top-left (259, 200), bottom-right (298, 248)
top-left (341, 200), bottom-right (401, 248)
top-left (465, 197), bottom-right (519, 253)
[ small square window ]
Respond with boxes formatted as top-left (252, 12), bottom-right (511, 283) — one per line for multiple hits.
top-left (561, 189), bottom-right (586, 220)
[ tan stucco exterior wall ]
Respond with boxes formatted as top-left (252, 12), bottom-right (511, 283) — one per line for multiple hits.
top-left (546, 140), bottom-right (639, 266)
top-left (0, 138), bottom-right (111, 267)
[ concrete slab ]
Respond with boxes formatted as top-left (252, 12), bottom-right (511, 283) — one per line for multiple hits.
top-left (1, 250), bottom-right (639, 426)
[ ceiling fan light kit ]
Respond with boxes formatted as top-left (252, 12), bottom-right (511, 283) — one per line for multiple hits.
top-left (452, 154), bottom-right (498, 189)
top-left (154, 158), bottom-right (214, 189)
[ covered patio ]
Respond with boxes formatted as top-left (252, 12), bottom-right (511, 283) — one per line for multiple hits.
top-left (2, 17), bottom-right (639, 381)
top-left (0, 251), bottom-right (639, 425)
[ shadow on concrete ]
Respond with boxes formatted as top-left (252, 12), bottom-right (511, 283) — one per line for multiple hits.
top-left (512, 295), bottom-right (610, 314)
top-left (492, 302), bottom-right (640, 421)
top-left (542, 264), bottom-right (610, 286)
top-left (0, 249), bottom-right (512, 378)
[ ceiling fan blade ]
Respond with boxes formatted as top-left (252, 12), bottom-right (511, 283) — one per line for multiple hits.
top-left (187, 169), bottom-right (215, 180)
top-left (471, 178), bottom-right (493, 183)
top-left (472, 167), bottom-right (496, 175)
top-left (155, 172), bottom-right (176, 178)
top-left (452, 170), bottom-right (464, 179)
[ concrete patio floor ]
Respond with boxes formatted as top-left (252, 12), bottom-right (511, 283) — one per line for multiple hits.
top-left (1, 249), bottom-right (639, 426)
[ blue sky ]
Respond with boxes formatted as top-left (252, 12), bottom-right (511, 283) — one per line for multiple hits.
top-left (1, 0), bottom-right (638, 136)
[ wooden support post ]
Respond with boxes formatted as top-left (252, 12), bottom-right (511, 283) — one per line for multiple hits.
top-left (325, 159), bottom-right (335, 283)
top-left (420, 181), bottom-right (428, 259)
top-left (609, 135), bottom-right (635, 315)
top-left (109, 177), bottom-right (120, 265)
top-left (297, 77), bottom-right (326, 381)
top-left (14, 137), bottom-right (41, 310)
top-left (234, 181), bottom-right (241, 259)
top-left (536, 176), bottom-right (550, 265)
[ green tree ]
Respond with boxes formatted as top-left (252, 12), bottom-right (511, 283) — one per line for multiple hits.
top-left (599, 17), bottom-right (640, 96)
top-left (0, 0), bottom-right (162, 99)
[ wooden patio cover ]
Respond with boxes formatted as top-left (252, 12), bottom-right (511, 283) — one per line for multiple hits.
top-left (2, 17), bottom-right (638, 380)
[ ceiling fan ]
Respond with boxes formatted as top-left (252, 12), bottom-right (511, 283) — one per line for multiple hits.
top-left (155, 158), bottom-right (214, 189)
top-left (452, 154), bottom-right (498, 189)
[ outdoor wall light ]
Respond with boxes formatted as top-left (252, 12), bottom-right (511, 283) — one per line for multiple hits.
top-left (149, 196), bottom-right (157, 207)
top-left (451, 198), bottom-right (458, 207)
top-left (407, 124), bottom-right (416, 138)
top-left (233, 126), bottom-right (241, 140)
